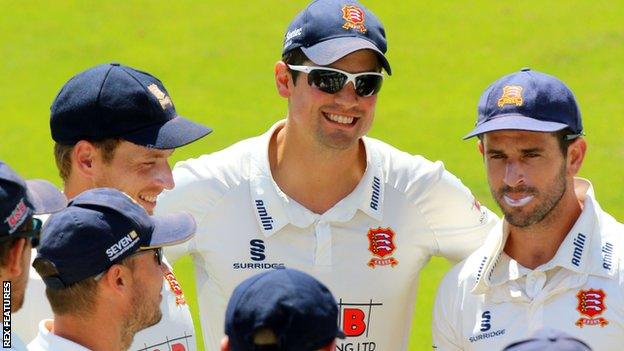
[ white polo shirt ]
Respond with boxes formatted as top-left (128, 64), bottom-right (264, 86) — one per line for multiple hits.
top-left (15, 241), bottom-right (195, 351)
top-left (27, 320), bottom-right (90, 351)
top-left (432, 179), bottom-right (624, 350)
top-left (156, 121), bottom-right (497, 351)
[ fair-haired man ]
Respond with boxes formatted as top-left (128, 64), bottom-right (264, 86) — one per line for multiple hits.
top-left (221, 268), bottom-right (344, 351)
top-left (27, 188), bottom-right (196, 351)
top-left (14, 63), bottom-right (211, 350)
top-left (432, 68), bottom-right (624, 350)
top-left (0, 161), bottom-right (66, 350)
top-left (156, 1), bottom-right (497, 349)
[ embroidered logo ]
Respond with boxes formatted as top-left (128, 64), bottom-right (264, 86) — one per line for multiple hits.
top-left (370, 176), bottom-right (381, 210)
top-left (164, 269), bottom-right (187, 306)
top-left (255, 199), bottom-right (274, 231)
top-left (575, 288), bottom-right (608, 327)
top-left (4, 198), bottom-right (30, 234)
top-left (367, 227), bottom-right (398, 268)
top-left (497, 85), bottom-right (523, 107)
top-left (147, 83), bottom-right (173, 110)
top-left (342, 5), bottom-right (367, 33)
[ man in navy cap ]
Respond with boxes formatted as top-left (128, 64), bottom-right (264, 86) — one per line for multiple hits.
top-left (14, 63), bottom-right (211, 350)
top-left (0, 161), bottom-right (66, 350)
top-left (157, 0), bottom-right (497, 349)
top-left (432, 69), bottom-right (624, 350)
top-left (27, 188), bottom-right (196, 351)
top-left (221, 269), bottom-right (344, 351)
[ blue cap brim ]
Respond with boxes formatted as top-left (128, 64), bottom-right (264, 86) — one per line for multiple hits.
top-left (302, 37), bottom-right (392, 75)
top-left (142, 211), bottom-right (196, 249)
top-left (25, 180), bottom-right (67, 215)
top-left (122, 116), bottom-right (212, 149)
top-left (463, 115), bottom-right (570, 140)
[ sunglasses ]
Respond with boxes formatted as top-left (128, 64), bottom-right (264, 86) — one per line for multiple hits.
top-left (287, 65), bottom-right (384, 97)
top-left (0, 217), bottom-right (42, 248)
top-left (137, 247), bottom-right (163, 266)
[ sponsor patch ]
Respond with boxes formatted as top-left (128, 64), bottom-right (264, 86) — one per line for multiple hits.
top-left (367, 227), bottom-right (398, 268)
top-left (341, 5), bottom-right (367, 33)
top-left (497, 85), bottom-right (523, 107)
top-left (4, 198), bottom-right (30, 234)
top-left (575, 288), bottom-right (608, 327)
top-left (337, 298), bottom-right (382, 351)
top-left (255, 199), bottom-right (274, 231)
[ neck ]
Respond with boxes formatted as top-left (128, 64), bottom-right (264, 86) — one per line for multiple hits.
top-left (269, 122), bottom-right (366, 214)
top-left (53, 312), bottom-right (130, 351)
top-left (63, 177), bottom-right (91, 200)
top-left (504, 188), bottom-right (583, 269)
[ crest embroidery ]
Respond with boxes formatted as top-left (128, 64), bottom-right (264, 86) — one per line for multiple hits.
top-left (367, 227), bottom-right (398, 268)
top-left (497, 85), bottom-right (523, 107)
top-left (575, 288), bottom-right (608, 327)
top-left (342, 5), bottom-right (367, 33)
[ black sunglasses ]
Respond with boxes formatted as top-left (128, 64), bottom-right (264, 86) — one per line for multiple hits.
top-left (0, 217), bottom-right (42, 248)
top-left (136, 247), bottom-right (163, 266)
top-left (287, 64), bottom-right (384, 97)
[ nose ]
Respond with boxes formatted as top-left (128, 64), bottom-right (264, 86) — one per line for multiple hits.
top-left (155, 163), bottom-right (175, 190)
top-left (334, 81), bottom-right (359, 109)
top-left (503, 161), bottom-right (524, 187)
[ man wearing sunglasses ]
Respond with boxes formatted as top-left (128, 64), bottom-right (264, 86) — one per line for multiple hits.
top-left (0, 161), bottom-right (66, 350)
top-left (28, 188), bottom-right (196, 351)
top-left (157, 0), bottom-right (497, 349)
top-left (14, 63), bottom-right (211, 350)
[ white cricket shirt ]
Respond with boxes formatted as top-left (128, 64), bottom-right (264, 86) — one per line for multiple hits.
top-left (27, 320), bottom-right (90, 351)
top-left (432, 179), bottom-right (624, 350)
top-left (156, 121), bottom-right (497, 351)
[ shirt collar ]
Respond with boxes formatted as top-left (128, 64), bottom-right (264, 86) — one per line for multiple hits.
top-left (472, 178), bottom-right (613, 294)
top-left (248, 120), bottom-right (384, 237)
top-left (34, 319), bottom-right (92, 351)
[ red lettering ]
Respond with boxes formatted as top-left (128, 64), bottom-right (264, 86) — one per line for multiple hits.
top-left (343, 308), bottom-right (366, 337)
top-left (171, 343), bottom-right (186, 351)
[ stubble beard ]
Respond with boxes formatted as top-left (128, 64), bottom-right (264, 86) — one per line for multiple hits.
top-left (121, 288), bottom-right (163, 350)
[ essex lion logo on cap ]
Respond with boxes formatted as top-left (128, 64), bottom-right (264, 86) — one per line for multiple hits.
top-left (147, 83), bottom-right (173, 110)
top-left (575, 288), bottom-right (609, 328)
top-left (497, 85), bottom-right (524, 108)
top-left (342, 5), bottom-right (367, 33)
top-left (367, 227), bottom-right (398, 268)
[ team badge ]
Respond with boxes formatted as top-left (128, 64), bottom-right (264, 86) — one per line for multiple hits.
top-left (575, 288), bottom-right (608, 327)
top-left (497, 85), bottom-right (524, 107)
top-left (342, 5), bottom-right (367, 33)
top-left (367, 227), bottom-right (398, 268)
top-left (4, 198), bottom-right (30, 233)
top-left (147, 83), bottom-right (173, 110)
top-left (164, 269), bottom-right (187, 306)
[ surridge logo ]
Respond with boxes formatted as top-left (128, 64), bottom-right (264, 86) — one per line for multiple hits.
top-left (497, 85), bottom-right (523, 107)
top-left (255, 199), bottom-right (274, 231)
top-left (106, 231), bottom-right (140, 261)
top-left (233, 239), bottom-right (285, 270)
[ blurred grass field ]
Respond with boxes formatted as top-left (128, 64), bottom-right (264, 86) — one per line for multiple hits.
top-left (1, 1), bottom-right (623, 349)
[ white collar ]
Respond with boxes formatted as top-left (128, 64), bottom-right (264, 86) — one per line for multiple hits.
top-left (472, 178), bottom-right (616, 294)
top-left (32, 319), bottom-right (92, 351)
top-left (248, 120), bottom-right (384, 236)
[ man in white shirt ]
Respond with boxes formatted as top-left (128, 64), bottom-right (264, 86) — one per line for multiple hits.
top-left (14, 63), bottom-right (211, 351)
top-left (27, 188), bottom-right (196, 351)
top-left (432, 68), bottom-right (624, 350)
top-left (156, 1), bottom-right (497, 350)
top-left (0, 161), bottom-right (66, 350)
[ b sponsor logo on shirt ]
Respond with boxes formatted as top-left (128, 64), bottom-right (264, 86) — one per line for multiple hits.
top-left (232, 239), bottom-right (286, 270)
top-left (575, 288), bottom-right (609, 327)
top-left (367, 227), bottom-right (398, 268)
top-left (337, 298), bottom-right (382, 351)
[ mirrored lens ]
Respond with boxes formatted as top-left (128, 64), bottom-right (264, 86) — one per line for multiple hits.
top-left (355, 74), bottom-right (383, 97)
top-left (308, 70), bottom-right (347, 94)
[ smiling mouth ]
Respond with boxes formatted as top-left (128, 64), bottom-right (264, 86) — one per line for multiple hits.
top-left (323, 112), bottom-right (357, 126)
top-left (138, 194), bottom-right (158, 204)
top-left (503, 195), bottom-right (534, 207)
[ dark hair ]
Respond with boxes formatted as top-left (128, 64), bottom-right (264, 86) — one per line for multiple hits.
top-left (0, 217), bottom-right (32, 267)
top-left (282, 48), bottom-right (310, 84)
top-left (54, 138), bottom-right (122, 182)
top-left (478, 128), bottom-right (579, 157)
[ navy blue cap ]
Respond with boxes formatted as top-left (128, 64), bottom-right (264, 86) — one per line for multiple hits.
top-left (225, 268), bottom-right (345, 351)
top-left (464, 68), bottom-right (583, 139)
top-left (502, 328), bottom-right (592, 351)
top-left (34, 188), bottom-right (195, 289)
top-left (0, 161), bottom-right (66, 235)
top-left (50, 63), bottom-right (212, 149)
top-left (283, 0), bottom-right (391, 75)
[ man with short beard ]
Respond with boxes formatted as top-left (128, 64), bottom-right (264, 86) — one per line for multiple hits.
top-left (432, 69), bottom-right (624, 350)
top-left (0, 162), bottom-right (66, 350)
top-left (28, 188), bottom-right (196, 351)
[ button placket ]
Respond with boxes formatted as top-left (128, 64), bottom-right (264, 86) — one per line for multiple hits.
top-left (314, 221), bottom-right (332, 266)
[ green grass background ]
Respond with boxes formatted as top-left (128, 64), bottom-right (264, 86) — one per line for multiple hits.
top-left (2, 1), bottom-right (623, 349)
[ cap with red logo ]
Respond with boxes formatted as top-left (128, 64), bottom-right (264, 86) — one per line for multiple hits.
top-left (282, 0), bottom-right (391, 75)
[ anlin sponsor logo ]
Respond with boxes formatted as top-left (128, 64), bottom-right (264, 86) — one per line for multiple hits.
top-left (3, 281), bottom-right (10, 348)
top-left (336, 299), bottom-right (382, 351)
top-left (255, 200), bottom-right (274, 231)
top-left (369, 176), bottom-right (381, 211)
top-left (602, 242), bottom-right (614, 270)
top-left (571, 233), bottom-right (586, 267)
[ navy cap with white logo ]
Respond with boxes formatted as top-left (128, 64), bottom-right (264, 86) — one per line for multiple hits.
top-left (34, 188), bottom-right (196, 289)
top-left (464, 68), bottom-right (583, 139)
top-left (225, 268), bottom-right (345, 351)
top-left (283, 0), bottom-right (391, 75)
top-left (0, 161), bottom-right (66, 235)
top-left (50, 63), bottom-right (212, 149)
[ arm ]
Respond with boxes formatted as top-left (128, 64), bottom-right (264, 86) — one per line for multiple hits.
top-left (432, 266), bottom-right (464, 351)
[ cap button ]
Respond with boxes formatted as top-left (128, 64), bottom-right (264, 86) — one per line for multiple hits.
top-left (110, 62), bottom-right (120, 66)
top-left (520, 67), bottom-right (531, 72)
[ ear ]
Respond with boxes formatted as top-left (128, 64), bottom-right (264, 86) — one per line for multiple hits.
top-left (477, 139), bottom-right (485, 156)
top-left (2, 238), bottom-right (28, 278)
top-left (220, 336), bottom-right (230, 351)
top-left (72, 140), bottom-right (99, 179)
top-left (275, 61), bottom-right (292, 98)
top-left (566, 138), bottom-right (587, 176)
top-left (101, 264), bottom-right (133, 299)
